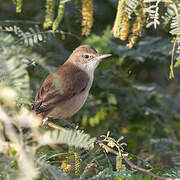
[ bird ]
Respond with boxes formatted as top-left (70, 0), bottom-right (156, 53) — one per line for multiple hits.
top-left (32, 45), bottom-right (111, 125)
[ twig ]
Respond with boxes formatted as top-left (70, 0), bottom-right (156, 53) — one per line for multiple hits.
top-left (168, 0), bottom-right (179, 79)
top-left (169, 36), bottom-right (177, 79)
top-left (97, 141), bottom-right (180, 180)
top-left (123, 156), bottom-right (164, 180)
top-left (97, 141), bottom-right (120, 156)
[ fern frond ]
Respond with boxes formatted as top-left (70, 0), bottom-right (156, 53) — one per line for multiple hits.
top-left (170, 17), bottom-right (180, 69)
top-left (0, 33), bottom-right (31, 104)
top-left (124, 0), bottom-right (139, 15)
top-left (19, 25), bottom-right (58, 46)
top-left (90, 168), bottom-right (135, 180)
top-left (44, 0), bottom-right (55, 29)
top-left (144, 0), bottom-right (161, 29)
top-left (163, 166), bottom-right (180, 178)
top-left (0, 24), bottom-right (59, 46)
top-left (143, 0), bottom-right (159, 3)
top-left (0, 32), bottom-right (48, 104)
top-left (170, 15), bottom-right (180, 35)
top-left (38, 129), bottom-right (96, 150)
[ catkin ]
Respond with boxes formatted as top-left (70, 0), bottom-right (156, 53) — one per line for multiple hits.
top-left (120, 13), bottom-right (129, 40)
top-left (52, 1), bottom-right (65, 31)
top-left (126, 8), bottom-right (146, 48)
top-left (74, 152), bottom-right (81, 177)
top-left (16, 0), bottom-right (23, 13)
top-left (43, 0), bottom-right (55, 29)
top-left (81, 0), bottom-right (94, 36)
top-left (61, 160), bottom-right (71, 173)
top-left (112, 0), bottom-right (126, 38)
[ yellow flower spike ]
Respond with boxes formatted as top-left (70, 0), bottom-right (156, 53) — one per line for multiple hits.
top-left (126, 7), bottom-right (146, 48)
top-left (52, 1), bottom-right (65, 31)
top-left (120, 12), bottom-right (129, 40)
top-left (61, 160), bottom-right (71, 173)
top-left (107, 140), bottom-right (116, 148)
top-left (81, 0), bottom-right (94, 36)
top-left (16, 0), bottom-right (23, 13)
top-left (43, 0), bottom-right (55, 29)
top-left (112, 0), bottom-right (126, 38)
top-left (74, 152), bottom-right (81, 177)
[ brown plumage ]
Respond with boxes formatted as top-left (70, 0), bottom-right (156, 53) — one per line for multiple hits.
top-left (32, 45), bottom-right (111, 122)
top-left (32, 62), bottom-right (89, 118)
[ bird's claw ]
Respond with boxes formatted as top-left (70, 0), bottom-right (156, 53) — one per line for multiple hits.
top-left (41, 117), bottom-right (48, 126)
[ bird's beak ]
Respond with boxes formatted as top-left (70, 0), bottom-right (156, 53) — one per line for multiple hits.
top-left (94, 54), bottom-right (112, 61)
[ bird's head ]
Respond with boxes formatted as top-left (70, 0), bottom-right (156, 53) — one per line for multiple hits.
top-left (68, 45), bottom-right (112, 72)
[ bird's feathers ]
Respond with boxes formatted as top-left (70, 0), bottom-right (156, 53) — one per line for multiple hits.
top-left (32, 62), bottom-right (89, 117)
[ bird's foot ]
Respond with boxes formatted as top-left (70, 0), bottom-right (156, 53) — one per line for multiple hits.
top-left (41, 117), bottom-right (49, 126)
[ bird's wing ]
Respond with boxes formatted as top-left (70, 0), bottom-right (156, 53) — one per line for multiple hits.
top-left (32, 64), bottom-right (89, 115)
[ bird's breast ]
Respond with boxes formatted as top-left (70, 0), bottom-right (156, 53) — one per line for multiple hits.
top-left (48, 76), bottom-right (93, 118)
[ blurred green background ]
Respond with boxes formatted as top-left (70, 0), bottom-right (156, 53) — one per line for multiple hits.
top-left (0, 0), bottom-right (180, 170)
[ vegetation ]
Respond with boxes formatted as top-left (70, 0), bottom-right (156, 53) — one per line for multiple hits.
top-left (0, 0), bottom-right (180, 179)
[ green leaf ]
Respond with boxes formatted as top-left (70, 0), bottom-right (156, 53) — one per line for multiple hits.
top-left (174, 59), bottom-right (180, 68)
top-left (38, 129), bottom-right (96, 150)
top-left (163, 166), bottom-right (180, 178)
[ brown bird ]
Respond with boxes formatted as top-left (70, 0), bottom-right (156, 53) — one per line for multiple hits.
top-left (32, 45), bottom-right (111, 125)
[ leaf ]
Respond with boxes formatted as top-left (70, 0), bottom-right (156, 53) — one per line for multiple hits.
top-left (40, 162), bottom-right (73, 180)
top-left (38, 129), bottom-right (96, 150)
top-left (110, 36), bottom-right (172, 62)
top-left (83, 26), bottom-right (112, 53)
top-left (163, 166), bottom-right (180, 178)
top-left (90, 168), bottom-right (135, 180)
top-left (0, 33), bottom-right (31, 104)
top-left (170, 15), bottom-right (180, 35)
top-left (174, 58), bottom-right (180, 67)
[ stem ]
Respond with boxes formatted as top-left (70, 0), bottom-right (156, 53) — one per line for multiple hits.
top-left (97, 141), bottom-right (180, 180)
top-left (169, 36), bottom-right (177, 79)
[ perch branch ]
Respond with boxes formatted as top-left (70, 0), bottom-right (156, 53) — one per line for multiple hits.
top-left (97, 141), bottom-right (180, 180)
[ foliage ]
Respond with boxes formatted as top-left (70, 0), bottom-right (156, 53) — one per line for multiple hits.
top-left (0, 0), bottom-right (179, 179)
top-left (0, 23), bottom-right (63, 47)
top-left (38, 129), bottom-right (96, 150)
top-left (110, 36), bottom-right (172, 63)
top-left (111, 0), bottom-right (180, 78)
top-left (83, 26), bottom-right (112, 54)
top-left (164, 166), bottom-right (180, 178)
top-left (0, 104), bottom-right (96, 179)
top-left (0, 32), bottom-right (31, 104)
top-left (52, 0), bottom-right (66, 31)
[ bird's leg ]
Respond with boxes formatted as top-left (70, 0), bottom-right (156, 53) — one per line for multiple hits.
top-left (47, 122), bottom-right (66, 131)
top-left (41, 117), bottom-right (66, 131)
top-left (41, 117), bottom-right (74, 130)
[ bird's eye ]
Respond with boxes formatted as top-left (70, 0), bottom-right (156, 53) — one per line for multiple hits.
top-left (83, 54), bottom-right (90, 59)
